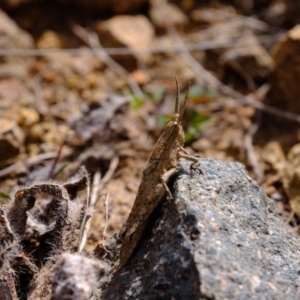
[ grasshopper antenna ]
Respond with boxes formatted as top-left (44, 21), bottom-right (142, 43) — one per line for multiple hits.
top-left (175, 75), bottom-right (180, 115)
top-left (179, 82), bottom-right (190, 121)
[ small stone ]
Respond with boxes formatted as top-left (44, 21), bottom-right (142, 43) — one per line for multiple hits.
top-left (0, 78), bottom-right (26, 101)
top-left (86, 73), bottom-right (100, 88)
top-left (0, 119), bottom-right (25, 164)
top-left (37, 30), bottom-right (63, 49)
top-left (130, 69), bottom-right (150, 85)
top-left (96, 15), bottom-right (155, 63)
top-left (72, 49), bottom-right (102, 74)
top-left (149, 0), bottom-right (188, 30)
top-left (18, 107), bottom-right (40, 127)
top-left (29, 122), bottom-right (63, 144)
top-left (66, 74), bottom-right (88, 91)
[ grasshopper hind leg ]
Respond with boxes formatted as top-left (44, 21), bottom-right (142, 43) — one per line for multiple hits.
top-left (160, 168), bottom-right (177, 200)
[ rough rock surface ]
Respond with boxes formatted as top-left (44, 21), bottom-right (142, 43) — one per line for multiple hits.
top-left (99, 158), bottom-right (300, 299)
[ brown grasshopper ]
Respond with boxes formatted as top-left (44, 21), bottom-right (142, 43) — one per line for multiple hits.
top-left (118, 77), bottom-right (199, 267)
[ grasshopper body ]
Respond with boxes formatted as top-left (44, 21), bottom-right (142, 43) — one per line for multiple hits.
top-left (119, 78), bottom-right (195, 266)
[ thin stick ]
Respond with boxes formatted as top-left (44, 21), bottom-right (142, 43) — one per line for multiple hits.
top-left (166, 22), bottom-right (300, 124)
top-left (72, 25), bottom-right (144, 99)
top-left (0, 152), bottom-right (66, 179)
top-left (0, 34), bottom-right (279, 57)
top-left (98, 156), bottom-right (119, 190)
top-left (47, 143), bottom-right (64, 180)
top-left (77, 171), bottom-right (101, 253)
top-left (175, 76), bottom-right (180, 114)
top-left (102, 192), bottom-right (110, 250)
top-left (77, 156), bottom-right (118, 252)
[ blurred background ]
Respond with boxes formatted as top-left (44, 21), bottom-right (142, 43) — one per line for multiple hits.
top-left (1, 0), bottom-right (300, 249)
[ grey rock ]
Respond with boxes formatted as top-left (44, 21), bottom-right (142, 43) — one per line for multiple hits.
top-left (100, 158), bottom-right (300, 299)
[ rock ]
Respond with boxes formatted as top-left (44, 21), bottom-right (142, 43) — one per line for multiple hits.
top-left (0, 78), bottom-right (26, 101)
top-left (0, 8), bottom-right (34, 50)
top-left (18, 107), bottom-right (40, 127)
top-left (29, 122), bottom-right (64, 144)
top-left (130, 69), bottom-right (150, 85)
top-left (99, 158), bottom-right (300, 299)
top-left (72, 48), bottom-right (102, 75)
top-left (149, 0), bottom-right (188, 30)
top-left (268, 25), bottom-right (300, 114)
top-left (36, 30), bottom-right (64, 49)
top-left (96, 15), bottom-right (155, 66)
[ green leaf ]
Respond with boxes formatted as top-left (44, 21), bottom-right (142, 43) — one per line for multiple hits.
top-left (205, 88), bottom-right (218, 98)
top-left (185, 130), bottom-right (197, 143)
top-left (188, 84), bottom-right (218, 102)
top-left (130, 96), bottom-right (144, 110)
top-left (185, 110), bottom-right (210, 143)
top-left (189, 84), bottom-right (204, 99)
top-left (52, 163), bottom-right (68, 180)
top-left (0, 191), bottom-right (11, 200)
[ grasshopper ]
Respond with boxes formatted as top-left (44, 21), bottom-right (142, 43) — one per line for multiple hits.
top-left (118, 77), bottom-right (199, 267)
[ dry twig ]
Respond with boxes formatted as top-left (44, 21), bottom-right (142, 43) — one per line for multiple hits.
top-left (0, 152), bottom-right (69, 179)
top-left (72, 25), bottom-right (144, 99)
top-left (77, 171), bottom-right (101, 253)
top-left (101, 192), bottom-right (111, 255)
top-left (244, 121), bottom-right (263, 183)
top-left (47, 143), bottom-right (64, 180)
top-left (77, 156), bottom-right (118, 252)
top-left (0, 34), bottom-right (279, 57)
top-left (99, 156), bottom-right (119, 190)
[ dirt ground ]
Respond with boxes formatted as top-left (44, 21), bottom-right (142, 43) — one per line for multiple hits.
top-left (1, 0), bottom-right (300, 256)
